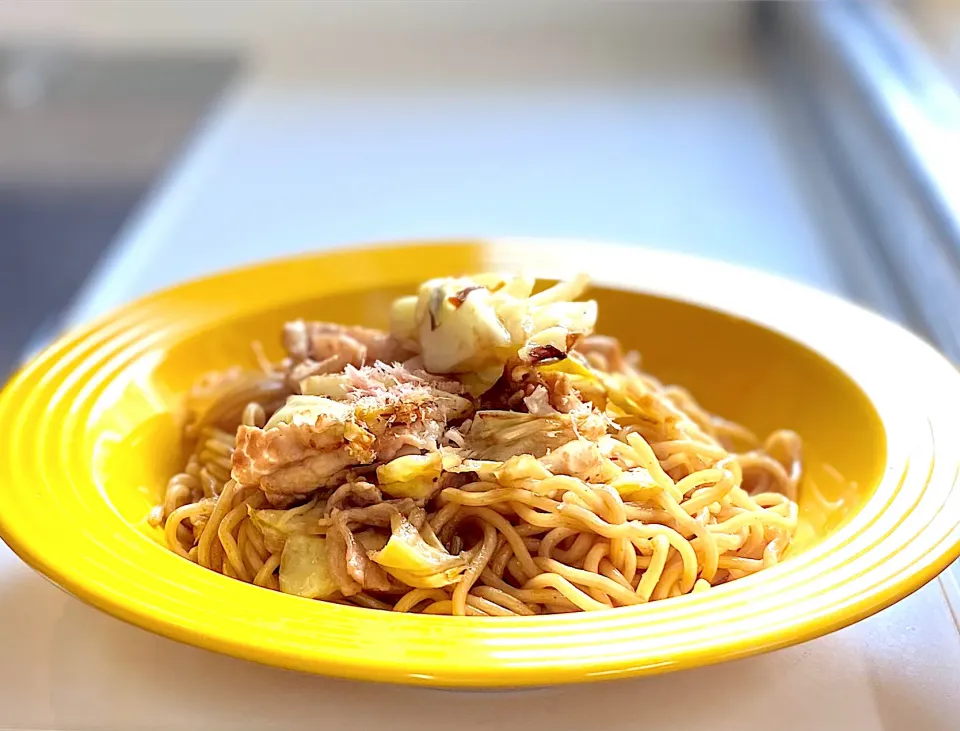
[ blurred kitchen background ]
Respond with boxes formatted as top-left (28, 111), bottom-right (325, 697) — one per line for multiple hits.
top-left (0, 0), bottom-right (959, 377)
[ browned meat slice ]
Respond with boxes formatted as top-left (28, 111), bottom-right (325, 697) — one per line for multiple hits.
top-left (231, 397), bottom-right (356, 494)
top-left (326, 481), bottom-right (382, 514)
top-left (324, 516), bottom-right (363, 596)
top-left (538, 373), bottom-right (585, 413)
top-left (338, 499), bottom-right (419, 527)
top-left (480, 358), bottom-right (588, 414)
top-left (232, 363), bottom-right (474, 501)
top-left (329, 510), bottom-right (392, 594)
top-left (325, 499), bottom-right (419, 596)
top-left (437, 471), bottom-right (475, 490)
top-left (283, 320), bottom-right (412, 371)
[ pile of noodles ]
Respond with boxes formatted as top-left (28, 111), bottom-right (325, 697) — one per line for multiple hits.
top-left (151, 275), bottom-right (803, 616)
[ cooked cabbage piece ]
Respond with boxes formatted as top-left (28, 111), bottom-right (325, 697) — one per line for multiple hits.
top-left (609, 469), bottom-right (659, 498)
top-left (375, 452), bottom-right (442, 499)
top-left (493, 454), bottom-right (553, 484)
top-left (369, 513), bottom-right (466, 588)
top-left (390, 273), bottom-right (597, 392)
top-left (279, 534), bottom-right (339, 599)
top-left (248, 502), bottom-right (327, 553)
top-left (299, 373), bottom-right (350, 399)
top-left (264, 394), bottom-right (352, 430)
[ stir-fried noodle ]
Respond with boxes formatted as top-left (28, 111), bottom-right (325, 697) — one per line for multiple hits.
top-left (152, 274), bottom-right (805, 615)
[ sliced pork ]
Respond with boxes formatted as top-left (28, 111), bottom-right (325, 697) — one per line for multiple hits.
top-left (283, 320), bottom-right (412, 371)
top-left (232, 362), bottom-right (473, 502)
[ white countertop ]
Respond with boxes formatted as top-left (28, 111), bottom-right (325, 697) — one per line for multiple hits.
top-left (3, 12), bottom-right (960, 728)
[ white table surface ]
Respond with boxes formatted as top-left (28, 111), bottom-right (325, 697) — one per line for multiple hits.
top-left (4, 23), bottom-right (960, 729)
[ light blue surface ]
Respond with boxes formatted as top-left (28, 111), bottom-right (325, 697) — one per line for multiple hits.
top-left (67, 76), bottom-right (845, 325)
top-left (16, 45), bottom-right (960, 731)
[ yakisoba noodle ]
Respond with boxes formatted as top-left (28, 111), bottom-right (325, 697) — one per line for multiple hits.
top-left (152, 273), bottom-right (807, 616)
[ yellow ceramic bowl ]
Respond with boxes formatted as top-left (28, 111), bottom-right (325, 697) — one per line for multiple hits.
top-left (2, 239), bottom-right (959, 688)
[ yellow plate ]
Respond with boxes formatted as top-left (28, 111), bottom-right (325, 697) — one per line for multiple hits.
top-left (2, 239), bottom-right (959, 688)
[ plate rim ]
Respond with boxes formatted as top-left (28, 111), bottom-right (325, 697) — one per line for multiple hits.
top-left (2, 237), bottom-right (959, 687)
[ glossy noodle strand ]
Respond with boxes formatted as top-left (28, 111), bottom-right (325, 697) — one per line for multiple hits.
top-left (151, 273), bottom-right (825, 615)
